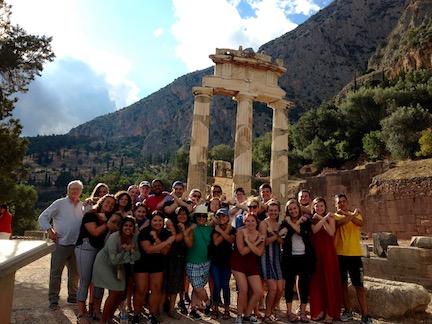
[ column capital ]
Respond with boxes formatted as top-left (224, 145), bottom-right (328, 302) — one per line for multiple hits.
top-left (267, 99), bottom-right (294, 110)
top-left (234, 92), bottom-right (257, 102)
top-left (193, 86), bottom-right (214, 97)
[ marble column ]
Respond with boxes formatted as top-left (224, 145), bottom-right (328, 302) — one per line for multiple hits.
top-left (187, 87), bottom-right (213, 195)
top-left (268, 100), bottom-right (291, 208)
top-left (233, 92), bottom-right (255, 195)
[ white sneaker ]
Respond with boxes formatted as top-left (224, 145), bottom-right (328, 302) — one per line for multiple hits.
top-left (243, 315), bottom-right (261, 323)
top-left (236, 315), bottom-right (243, 324)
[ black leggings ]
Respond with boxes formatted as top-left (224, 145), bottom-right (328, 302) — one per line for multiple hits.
top-left (284, 254), bottom-right (311, 304)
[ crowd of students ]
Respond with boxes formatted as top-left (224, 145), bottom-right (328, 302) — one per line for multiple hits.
top-left (38, 179), bottom-right (373, 324)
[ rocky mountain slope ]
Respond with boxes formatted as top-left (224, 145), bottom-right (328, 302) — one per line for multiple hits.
top-left (69, 0), bottom-right (407, 155)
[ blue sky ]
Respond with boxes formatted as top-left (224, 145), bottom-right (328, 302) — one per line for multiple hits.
top-left (8, 0), bottom-right (332, 136)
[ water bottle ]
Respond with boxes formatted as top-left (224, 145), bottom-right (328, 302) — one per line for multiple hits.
top-left (119, 301), bottom-right (128, 324)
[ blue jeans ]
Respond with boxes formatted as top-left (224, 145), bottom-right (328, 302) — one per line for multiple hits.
top-left (210, 263), bottom-right (231, 307)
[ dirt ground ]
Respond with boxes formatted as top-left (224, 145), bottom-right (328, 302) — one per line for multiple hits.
top-left (10, 254), bottom-right (432, 324)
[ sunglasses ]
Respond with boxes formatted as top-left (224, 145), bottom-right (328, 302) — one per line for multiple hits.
top-left (195, 214), bottom-right (207, 218)
top-left (213, 190), bottom-right (221, 193)
top-left (192, 194), bottom-right (201, 198)
top-left (248, 205), bottom-right (258, 209)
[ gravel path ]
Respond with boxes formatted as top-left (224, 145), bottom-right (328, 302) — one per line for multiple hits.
top-left (11, 254), bottom-right (432, 324)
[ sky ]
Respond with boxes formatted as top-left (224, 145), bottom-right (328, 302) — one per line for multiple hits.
top-left (7, 0), bottom-right (332, 136)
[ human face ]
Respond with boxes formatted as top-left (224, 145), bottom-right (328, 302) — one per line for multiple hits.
top-left (247, 202), bottom-right (259, 214)
top-left (173, 185), bottom-right (184, 198)
top-left (212, 187), bottom-right (222, 198)
top-left (314, 201), bottom-right (326, 216)
top-left (209, 199), bottom-right (220, 213)
top-left (235, 191), bottom-right (246, 202)
top-left (128, 188), bottom-right (139, 201)
top-left (134, 206), bottom-right (147, 221)
top-left (177, 210), bottom-right (188, 223)
top-left (139, 185), bottom-right (151, 198)
top-left (190, 191), bottom-right (201, 204)
top-left (118, 195), bottom-right (129, 207)
top-left (218, 214), bottom-right (229, 225)
top-left (122, 221), bottom-right (135, 236)
top-left (68, 185), bottom-right (82, 200)
top-left (244, 215), bottom-right (257, 228)
top-left (152, 182), bottom-right (164, 195)
top-left (98, 186), bottom-right (108, 198)
top-left (267, 205), bottom-right (280, 219)
top-left (298, 191), bottom-right (310, 206)
top-left (287, 202), bottom-right (300, 219)
top-left (101, 197), bottom-right (116, 213)
top-left (260, 188), bottom-right (272, 202)
top-left (336, 196), bottom-right (349, 212)
top-left (195, 214), bottom-right (207, 225)
top-left (150, 215), bottom-right (164, 231)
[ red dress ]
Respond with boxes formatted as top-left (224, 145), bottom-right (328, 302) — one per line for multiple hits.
top-left (309, 224), bottom-right (342, 320)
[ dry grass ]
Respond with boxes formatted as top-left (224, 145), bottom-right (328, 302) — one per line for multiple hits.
top-left (373, 158), bottom-right (432, 180)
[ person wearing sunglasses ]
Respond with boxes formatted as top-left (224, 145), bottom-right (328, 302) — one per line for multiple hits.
top-left (236, 198), bottom-right (260, 229)
top-left (206, 185), bottom-right (227, 203)
top-left (229, 187), bottom-right (248, 227)
top-left (184, 205), bottom-right (213, 320)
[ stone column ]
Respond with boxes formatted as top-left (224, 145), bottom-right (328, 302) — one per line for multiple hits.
top-left (187, 87), bottom-right (213, 195)
top-left (232, 92), bottom-right (255, 195)
top-left (268, 100), bottom-right (291, 207)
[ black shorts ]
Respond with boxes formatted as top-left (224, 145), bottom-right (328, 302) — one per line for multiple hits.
top-left (133, 258), bottom-right (165, 274)
top-left (338, 255), bottom-right (364, 287)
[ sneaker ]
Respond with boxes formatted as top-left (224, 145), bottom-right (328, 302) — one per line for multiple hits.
top-left (243, 315), bottom-right (261, 323)
top-left (299, 312), bottom-right (309, 323)
top-left (236, 315), bottom-right (243, 324)
top-left (184, 292), bottom-right (191, 304)
top-left (204, 302), bottom-right (212, 316)
top-left (66, 296), bottom-right (77, 304)
top-left (361, 315), bottom-right (374, 324)
top-left (340, 310), bottom-right (354, 322)
top-left (177, 300), bottom-right (188, 315)
top-left (287, 311), bottom-right (299, 323)
top-left (132, 314), bottom-right (140, 324)
top-left (147, 314), bottom-right (160, 324)
top-left (189, 308), bottom-right (201, 319)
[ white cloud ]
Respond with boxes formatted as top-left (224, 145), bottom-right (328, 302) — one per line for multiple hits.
top-left (153, 28), bottom-right (164, 37)
top-left (171, 0), bottom-right (300, 72)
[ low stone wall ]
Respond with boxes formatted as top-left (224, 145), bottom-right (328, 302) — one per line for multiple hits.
top-left (363, 245), bottom-right (432, 290)
top-left (295, 162), bottom-right (432, 239)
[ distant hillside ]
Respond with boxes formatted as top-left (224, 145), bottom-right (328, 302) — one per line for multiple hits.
top-left (368, 0), bottom-right (432, 77)
top-left (68, 0), bottom-right (407, 155)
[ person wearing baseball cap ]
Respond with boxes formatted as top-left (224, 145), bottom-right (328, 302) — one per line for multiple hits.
top-left (137, 181), bottom-right (151, 203)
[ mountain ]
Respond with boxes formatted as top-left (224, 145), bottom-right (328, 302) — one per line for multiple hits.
top-left (69, 0), bottom-right (407, 155)
top-left (368, 0), bottom-right (432, 77)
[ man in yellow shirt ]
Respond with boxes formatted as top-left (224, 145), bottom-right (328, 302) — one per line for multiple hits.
top-left (333, 194), bottom-right (373, 324)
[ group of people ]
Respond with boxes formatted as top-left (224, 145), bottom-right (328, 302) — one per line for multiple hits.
top-left (38, 179), bottom-right (373, 324)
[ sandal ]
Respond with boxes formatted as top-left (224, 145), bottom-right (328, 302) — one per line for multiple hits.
top-left (77, 314), bottom-right (89, 324)
top-left (222, 310), bottom-right (231, 320)
top-left (210, 310), bottom-right (219, 319)
top-left (311, 312), bottom-right (324, 321)
top-left (287, 311), bottom-right (299, 322)
top-left (300, 312), bottom-right (309, 323)
top-left (168, 309), bottom-right (181, 320)
top-left (323, 317), bottom-right (334, 324)
top-left (263, 316), bottom-right (274, 323)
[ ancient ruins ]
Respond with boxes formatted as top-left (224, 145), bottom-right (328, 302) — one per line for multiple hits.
top-left (187, 46), bottom-right (292, 205)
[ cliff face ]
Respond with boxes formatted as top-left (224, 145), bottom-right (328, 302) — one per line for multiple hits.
top-left (69, 0), bottom-right (408, 155)
top-left (368, 0), bottom-right (432, 78)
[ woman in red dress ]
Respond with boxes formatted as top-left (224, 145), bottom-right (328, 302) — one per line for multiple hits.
top-left (309, 197), bottom-right (342, 323)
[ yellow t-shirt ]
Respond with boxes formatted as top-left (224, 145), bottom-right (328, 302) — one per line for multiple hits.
top-left (333, 211), bottom-right (363, 256)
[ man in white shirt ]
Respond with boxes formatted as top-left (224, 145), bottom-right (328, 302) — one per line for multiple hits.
top-left (38, 180), bottom-right (84, 311)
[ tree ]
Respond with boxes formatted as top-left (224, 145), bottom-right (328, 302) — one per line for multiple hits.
top-left (381, 105), bottom-right (432, 160)
top-left (416, 128), bottom-right (432, 157)
top-left (0, 0), bottom-right (54, 198)
top-left (363, 130), bottom-right (385, 160)
top-left (0, 1), bottom-right (54, 235)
